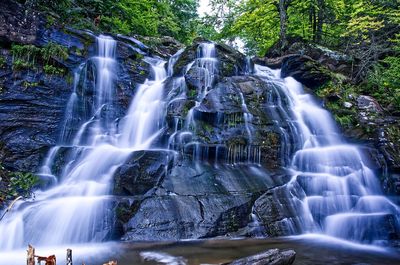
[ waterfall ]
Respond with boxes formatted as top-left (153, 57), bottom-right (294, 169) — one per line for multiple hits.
top-left (0, 35), bottom-right (167, 250)
top-left (255, 64), bottom-right (400, 245)
top-left (167, 42), bottom-right (218, 161)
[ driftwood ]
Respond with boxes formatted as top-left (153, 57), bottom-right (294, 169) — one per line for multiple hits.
top-left (66, 249), bottom-right (72, 265)
top-left (27, 245), bottom-right (117, 265)
top-left (27, 245), bottom-right (35, 265)
top-left (0, 196), bottom-right (22, 221)
top-left (26, 245), bottom-right (56, 265)
top-left (36, 255), bottom-right (56, 265)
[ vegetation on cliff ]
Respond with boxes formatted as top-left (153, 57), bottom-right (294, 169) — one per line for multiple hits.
top-left (201, 0), bottom-right (399, 115)
top-left (18, 0), bottom-right (199, 44)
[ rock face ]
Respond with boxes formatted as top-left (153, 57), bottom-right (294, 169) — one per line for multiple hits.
top-left (224, 248), bottom-right (296, 265)
top-left (280, 55), bottom-right (331, 89)
top-left (0, 22), bottom-right (151, 173)
top-left (0, 0), bottom-right (40, 45)
top-left (1, 2), bottom-right (399, 244)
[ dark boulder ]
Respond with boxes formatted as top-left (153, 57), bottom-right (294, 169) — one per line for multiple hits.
top-left (135, 35), bottom-right (184, 59)
top-left (184, 66), bottom-right (208, 92)
top-left (223, 248), bottom-right (296, 265)
top-left (253, 182), bottom-right (305, 237)
top-left (113, 150), bottom-right (173, 196)
top-left (280, 55), bottom-right (331, 89)
top-left (264, 37), bottom-right (356, 78)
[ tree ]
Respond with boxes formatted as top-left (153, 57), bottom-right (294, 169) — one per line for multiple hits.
top-left (278, 0), bottom-right (293, 51)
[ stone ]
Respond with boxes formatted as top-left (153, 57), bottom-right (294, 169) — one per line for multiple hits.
top-left (280, 55), bottom-right (331, 89)
top-left (223, 248), bottom-right (296, 265)
top-left (184, 66), bottom-right (208, 92)
top-left (357, 95), bottom-right (383, 113)
top-left (113, 150), bottom-right (173, 196)
top-left (343, 102), bottom-right (353, 108)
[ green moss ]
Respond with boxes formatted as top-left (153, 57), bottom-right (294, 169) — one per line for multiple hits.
top-left (66, 73), bottom-right (74, 84)
top-left (45, 15), bottom-right (56, 28)
top-left (0, 56), bottom-right (6, 68)
top-left (187, 89), bottom-right (197, 98)
top-left (326, 101), bottom-right (356, 127)
top-left (22, 81), bottom-right (39, 89)
top-left (135, 53), bottom-right (145, 60)
top-left (202, 122), bottom-right (214, 133)
top-left (44, 64), bottom-right (65, 76)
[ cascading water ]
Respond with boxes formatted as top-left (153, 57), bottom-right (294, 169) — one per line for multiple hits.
top-left (254, 64), bottom-right (400, 245)
top-left (0, 35), bottom-right (168, 250)
top-left (167, 43), bottom-right (218, 161)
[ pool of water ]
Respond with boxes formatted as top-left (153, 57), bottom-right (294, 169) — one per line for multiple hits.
top-left (1, 236), bottom-right (399, 265)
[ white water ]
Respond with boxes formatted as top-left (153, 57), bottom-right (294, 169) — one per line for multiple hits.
top-left (255, 65), bottom-right (400, 245)
top-left (167, 42), bottom-right (218, 161)
top-left (0, 35), bottom-right (167, 250)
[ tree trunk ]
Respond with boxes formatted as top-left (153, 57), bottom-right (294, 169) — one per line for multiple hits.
top-left (316, 0), bottom-right (324, 43)
top-left (279, 0), bottom-right (289, 53)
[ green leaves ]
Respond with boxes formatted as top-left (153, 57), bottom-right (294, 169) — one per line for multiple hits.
top-left (0, 165), bottom-right (39, 202)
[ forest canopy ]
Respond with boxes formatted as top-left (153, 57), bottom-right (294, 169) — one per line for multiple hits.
top-left (20, 0), bottom-right (199, 44)
top-left (19, 0), bottom-right (400, 109)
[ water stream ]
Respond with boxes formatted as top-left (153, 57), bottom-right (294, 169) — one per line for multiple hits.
top-left (0, 37), bottom-right (399, 258)
top-left (0, 35), bottom-right (167, 250)
top-left (255, 64), bottom-right (400, 245)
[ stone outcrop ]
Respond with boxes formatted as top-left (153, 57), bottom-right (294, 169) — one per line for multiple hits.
top-left (280, 55), bottom-right (331, 89)
top-left (224, 248), bottom-right (296, 265)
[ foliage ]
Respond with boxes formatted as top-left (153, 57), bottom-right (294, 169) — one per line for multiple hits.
top-left (11, 44), bottom-right (41, 70)
top-left (0, 165), bottom-right (39, 202)
top-left (44, 64), bottom-right (65, 75)
top-left (24, 0), bottom-right (199, 44)
top-left (0, 56), bottom-right (6, 68)
top-left (366, 56), bottom-right (400, 112)
top-left (200, 0), bottom-right (399, 57)
top-left (6, 172), bottom-right (39, 199)
top-left (22, 81), bottom-right (39, 88)
top-left (41, 42), bottom-right (69, 62)
top-left (11, 43), bottom-right (68, 75)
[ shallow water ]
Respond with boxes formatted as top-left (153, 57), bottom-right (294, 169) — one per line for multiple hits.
top-left (1, 237), bottom-right (399, 265)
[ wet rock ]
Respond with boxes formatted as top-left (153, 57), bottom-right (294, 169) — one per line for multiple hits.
top-left (252, 57), bottom-right (283, 70)
top-left (0, 0), bottom-right (40, 45)
top-left (223, 248), bottom-right (296, 265)
top-left (280, 55), bottom-right (331, 89)
top-left (253, 182), bottom-right (305, 237)
top-left (185, 66), bottom-right (208, 91)
top-left (115, 35), bottom-right (149, 55)
top-left (174, 39), bottom-right (246, 77)
top-left (215, 42), bottom-right (246, 76)
top-left (357, 95), bottom-right (383, 113)
top-left (121, 193), bottom-right (256, 241)
top-left (264, 37), bottom-right (355, 78)
top-left (113, 150), bottom-right (173, 196)
top-left (137, 35), bottom-right (184, 59)
top-left (343, 102), bottom-right (353, 109)
top-left (0, 71), bottom-right (72, 172)
top-left (115, 155), bottom-right (284, 241)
